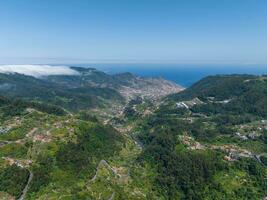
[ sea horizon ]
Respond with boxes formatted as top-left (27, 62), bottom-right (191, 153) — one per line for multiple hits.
top-left (73, 63), bottom-right (267, 87)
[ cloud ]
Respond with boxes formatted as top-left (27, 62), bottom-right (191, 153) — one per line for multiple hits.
top-left (0, 65), bottom-right (80, 78)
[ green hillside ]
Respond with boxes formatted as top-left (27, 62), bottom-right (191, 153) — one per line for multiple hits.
top-left (0, 100), bottom-right (124, 199)
top-left (136, 75), bottom-right (267, 199)
top-left (168, 75), bottom-right (267, 117)
top-left (0, 72), bottom-right (124, 111)
top-left (0, 73), bottom-right (266, 200)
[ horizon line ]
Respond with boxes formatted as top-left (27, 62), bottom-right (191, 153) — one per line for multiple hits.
top-left (1, 57), bottom-right (267, 66)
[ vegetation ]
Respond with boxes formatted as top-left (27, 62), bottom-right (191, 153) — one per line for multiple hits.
top-left (169, 75), bottom-right (267, 117)
top-left (0, 95), bottom-right (66, 118)
top-left (0, 72), bottom-right (266, 199)
top-left (135, 75), bottom-right (267, 199)
top-left (0, 165), bottom-right (29, 198)
top-left (0, 72), bottom-right (124, 111)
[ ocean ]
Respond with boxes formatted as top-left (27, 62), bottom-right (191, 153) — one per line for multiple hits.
top-left (76, 63), bottom-right (267, 88)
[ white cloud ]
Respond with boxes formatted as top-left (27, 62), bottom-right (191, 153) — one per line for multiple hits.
top-left (0, 65), bottom-right (80, 78)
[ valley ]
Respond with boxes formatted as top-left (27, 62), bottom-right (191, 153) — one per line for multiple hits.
top-left (0, 68), bottom-right (266, 200)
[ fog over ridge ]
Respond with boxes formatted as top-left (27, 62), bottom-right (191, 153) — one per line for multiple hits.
top-left (0, 65), bottom-right (80, 78)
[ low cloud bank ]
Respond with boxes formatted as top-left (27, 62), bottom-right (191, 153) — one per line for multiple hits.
top-left (0, 65), bottom-right (80, 78)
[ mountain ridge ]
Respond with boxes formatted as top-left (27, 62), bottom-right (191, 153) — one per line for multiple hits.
top-left (0, 66), bottom-right (182, 113)
top-left (0, 72), bottom-right (266, 200)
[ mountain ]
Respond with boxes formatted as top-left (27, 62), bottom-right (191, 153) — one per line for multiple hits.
top-left (0, 67), bottom-right (182, 112)
top-left (0, 95), bottom-right (66, 119)
top-left (137, 74), bottom-right (267, 199)
top-left (0, 100), bottom-right (124, 199)
top-left (168, 75), bottom-right (267, 117)
top-left (0, 71), bottom-right (266, 200)
top-left (47, 67), bottom-right (183, 101)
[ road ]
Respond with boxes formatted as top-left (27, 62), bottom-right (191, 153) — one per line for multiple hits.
top-left (254, 153), bottom-right (267, 167)
top-left (18, 170), bottom-right (33, 200)
top-left (108, 192), bottom-right (115, 200)
top-left (90, 159), bottom-right (119, 182)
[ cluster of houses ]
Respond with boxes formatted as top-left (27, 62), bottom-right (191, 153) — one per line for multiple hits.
top-left (33, 134), bottom-right (51, 143)
top-left (0, 127), bottom-right (10, 135)
top-left (207, 97), bottom-right (231, 104)
top-left (178, 135), bottom-right (254, 162)
top-left (2, 157), bottom-right (32, 168)
top-left (178, 135), bottom-right (206, 150)
top-left (176, 97), bottom-right (204, 109)
top-left (176, 102), bottom-right (189, 109)
top-left (235, 131), bottom-right (262, 140)
top-left (210, 144), bottom-right (253, 162)
top-left (26, 127), bottom-right (53, 143)
top-left (177, 132), bottom-right (265, 166)
top-left (235, 132), bottom-right (248, 140)
top-left (235, 120), bottom-right (267, 140)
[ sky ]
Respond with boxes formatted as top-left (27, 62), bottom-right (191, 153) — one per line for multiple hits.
top-left (0, 0), bottom-right (267, 64)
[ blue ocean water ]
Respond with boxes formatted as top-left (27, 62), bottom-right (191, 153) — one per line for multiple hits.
top-left (76, 63), bottom-right (267, 88)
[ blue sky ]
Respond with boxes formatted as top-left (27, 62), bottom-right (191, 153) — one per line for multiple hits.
top-left (0, 0), bottom-right (267, 64)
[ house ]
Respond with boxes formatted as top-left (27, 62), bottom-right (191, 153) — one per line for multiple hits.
top-left (235, 132), bottom-right (248, 140)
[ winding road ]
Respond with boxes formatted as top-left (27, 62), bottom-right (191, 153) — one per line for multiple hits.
top-left (88, 160), bottom-right (119, 200)
top-left (90, 159), bottom-right (119, 182)
top-left (18, 170), bottom-right (33, 200)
